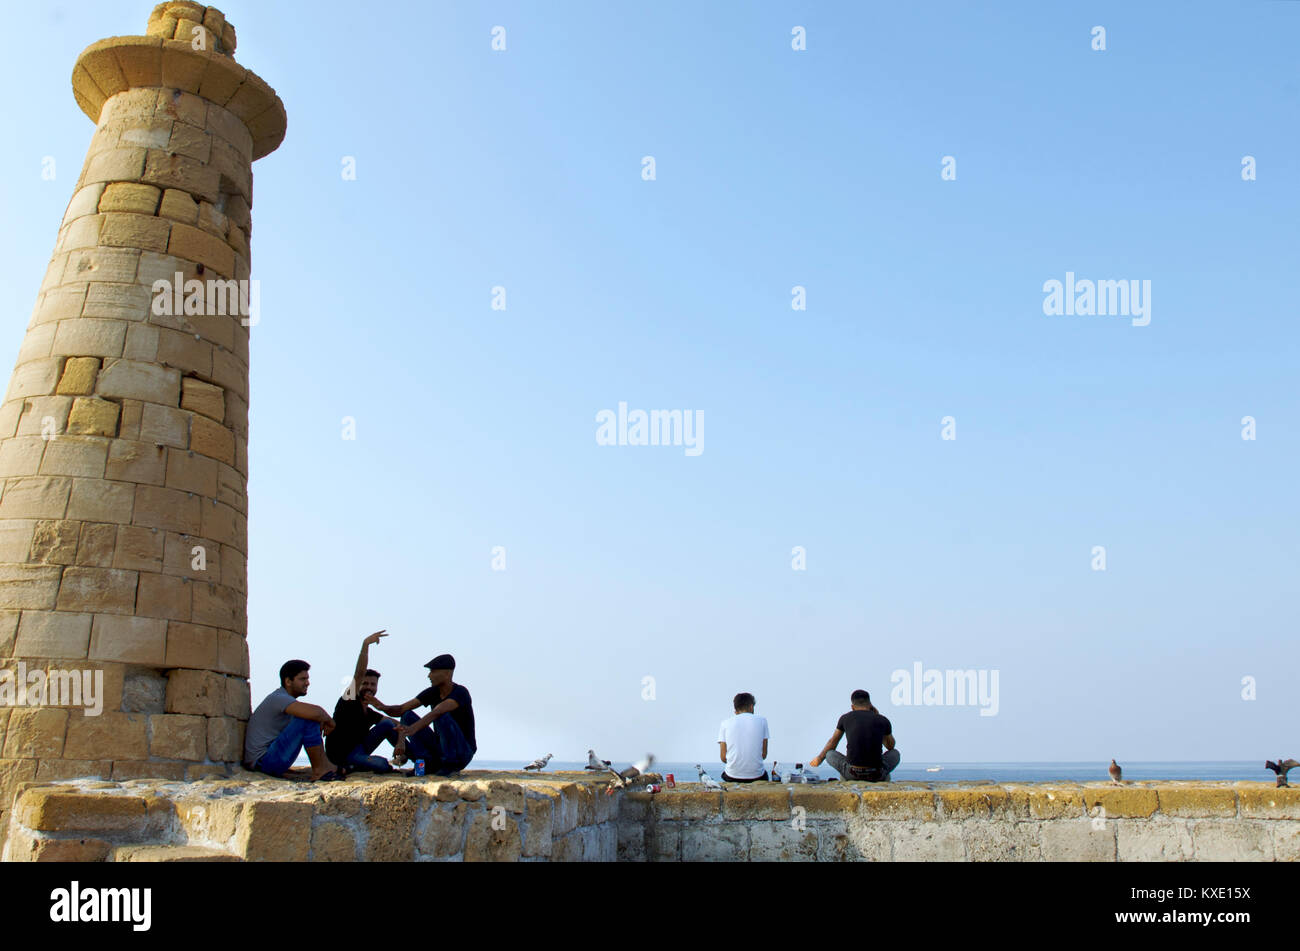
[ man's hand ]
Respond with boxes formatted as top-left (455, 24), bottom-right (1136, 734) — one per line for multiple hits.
top-left (363, 630), bottom-right (387, 647)
top-left (809, 755), bottom-right (823, 768)
top-left (321, 716), bottom-right (335, 737)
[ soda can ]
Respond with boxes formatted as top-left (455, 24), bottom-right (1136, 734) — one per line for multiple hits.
top-left (666, 773), bottom-right (675, 788)
top-left (644, 784), bottom-right (661, 794)
top-left (414, 759), bottom-right (426, 776)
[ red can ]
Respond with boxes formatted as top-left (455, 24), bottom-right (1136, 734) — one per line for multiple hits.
top-left (666, 773), bottom-right (675, 788)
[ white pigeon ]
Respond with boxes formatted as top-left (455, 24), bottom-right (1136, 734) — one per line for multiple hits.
top-left (619, 754), bottom-right (654, 783)
top-left (695, 763), bottom-right (723, 790)
top-left (585, 749), bottom-right (612, 771)
top-left (523, 753), bottom-right (553, 771)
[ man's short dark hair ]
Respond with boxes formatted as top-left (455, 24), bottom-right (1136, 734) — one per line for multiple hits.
top-left (850, 689), bottom-right (871, 706)
top-left (363, 669), bottom-right (381, 679)
top-left (280, 659), bottom-right (310, 688)
top-left (733, 692), bottom-right (755, 711)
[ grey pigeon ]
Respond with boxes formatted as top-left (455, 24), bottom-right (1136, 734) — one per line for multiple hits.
top-left (695, 763), bottom-right (722, 790)
top-left (1108, 759), bottom-right (1123, 784)
top-left (585, 749), bottom-right (612, 771)
top-left (619, 754), bottom-right (654, 783)
top-left (523, 753), bottom-right (552, 771)
top-left (1266, 759), bottom-right (1300, 788)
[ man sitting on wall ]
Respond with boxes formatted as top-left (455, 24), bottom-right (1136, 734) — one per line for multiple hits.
top-left (717, 691), bottom-right (770, 782)
top-left (392, 654), bottom-right (476, 775)
top-left (326, 630), bottom-right (405, 775)
top-left (243, 659), bottom-right (340, 782)
top-left (809, 689), bottom-right (901, 782)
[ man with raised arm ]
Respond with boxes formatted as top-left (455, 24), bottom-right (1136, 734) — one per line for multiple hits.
top-left (243, 659), bottom-right (340, 781)
top-left (392, 654), bottom-right (476, 775)
top-left (809, 689), bottom-right (901, 782)
top-left (325, 630), bottom-right (405, 775)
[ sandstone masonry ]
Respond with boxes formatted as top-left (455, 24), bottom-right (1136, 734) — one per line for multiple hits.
top-left (0, 2), bottom-right (285, 847)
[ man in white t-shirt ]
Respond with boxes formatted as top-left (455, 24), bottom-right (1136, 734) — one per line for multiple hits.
top-left (717, 692), bottom-right (770, 782)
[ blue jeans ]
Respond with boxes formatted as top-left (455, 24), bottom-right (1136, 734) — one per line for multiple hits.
top-left (400, 711), bottom-right (475, 775)
top-left (253, 717), bottom-right (323, 775)
top-left (343, 720), bottom-right (399, 772)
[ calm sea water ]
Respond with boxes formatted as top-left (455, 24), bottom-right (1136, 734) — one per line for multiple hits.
top-left (473, 760), bottom-right (1274, 783)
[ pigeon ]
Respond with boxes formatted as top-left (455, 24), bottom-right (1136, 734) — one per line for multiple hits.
top-left (585, 750), bottom-right (612, 771)
top-left (1265, 759), bottom-right (1300, 788)
top-left (523, 753), bottom-right (553, 772)
top-left (695, 764), bottom-right (723, 791)
top-left (618, 754), bottom-right (654, 784)
top-left (1108, 759), bottom-right (1123, 785)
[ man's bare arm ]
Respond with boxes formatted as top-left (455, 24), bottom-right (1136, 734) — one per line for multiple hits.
top-left (762, 738), bottom-right (769, 759)
top-left (399, 698), bottom-right (459, 736)
top-left (808, 728), bottom-right (843, 767)
top-left (284, 701), bottom-right (334, 735)
top-left (348, 630), bottom-right (387, 695)
top-left (884, 733), bottom-right (896, 751)
top-left (719, 741), bottom-right (728, 765)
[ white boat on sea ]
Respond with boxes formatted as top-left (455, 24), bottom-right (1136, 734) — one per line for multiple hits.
top-left (926, 765), bottom-right (944, 772)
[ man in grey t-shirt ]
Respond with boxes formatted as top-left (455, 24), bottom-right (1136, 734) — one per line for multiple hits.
top-left (243, 659), bottom-right (339, 781)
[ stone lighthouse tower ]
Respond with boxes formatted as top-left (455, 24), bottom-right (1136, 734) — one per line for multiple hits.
top-left (0, 2), bottom-right (283, 837)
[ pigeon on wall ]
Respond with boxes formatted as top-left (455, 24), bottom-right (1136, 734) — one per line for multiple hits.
top-left (585, 750), bottom-right (611, 771)
top-left (1108, 760), bottom-right (1123, 784)
top-left (695, 764), bottom-right (723, 790)
top-left (1265, 759), bottom-right (1299, 788)
top-left (523, 754), bottom-right (553, 771)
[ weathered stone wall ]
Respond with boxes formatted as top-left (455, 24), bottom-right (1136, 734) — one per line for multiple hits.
top-left (4, 774), bottom-right (1298, 862)
top-left (0, 3), bottom-right (284, 844)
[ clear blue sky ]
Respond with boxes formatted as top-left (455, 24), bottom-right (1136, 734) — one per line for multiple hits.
top-left (2, 1), bottom-right (1297, 765)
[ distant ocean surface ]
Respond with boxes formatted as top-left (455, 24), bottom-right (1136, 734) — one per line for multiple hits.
top-left (471, 760), bottom-right (1274, 783)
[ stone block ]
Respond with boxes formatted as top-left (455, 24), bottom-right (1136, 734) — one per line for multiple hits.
top-left (201, 501), bottom-right (246, 551)
top-left (60, 214), bottom-right (103, 252)
top-left (89, 614), bottom-right (167, 664)
top-left (310, 822), bottom-right (357, 862)
top-left (29, 519), bottom-right (82, 564)
top-left (137, 571), bottom-right (191, 621)
top-left (2, 708), bottom-right (69, 758)
top-left (1190, 820), bottom-right (1274, 860)
top-left (62, 248), bottom-right (141, 287)
top-left (99, 183), bottom-right (161, 215)
top-left (1083, 786), bottom-right (1159, 819)
top-left (121, 667), bottom-right (167, 713)
top-left (123, 324), bottom-right (159, 362)
top-left (0, 563), bottom-right (62, 609)
top-left (1157, 786), bottom-right (1237, 818)
top-left (191, 581), bottom-right (242, 630)
top-left (164, 620), bottom-right (218, 668)
top-left (892, 822), bottom-right (966, 861)
top-left (0, 437), bottom-right (48, 478)
top-left (1040, 820), bottom-right (1117, 861)
top-left (721, 787), bottom-right (790, 821)
top-left (360, 782), bottom-right (424, 861)
top-left (937, 786), bottom-right (1012, 820)
top-left (165, 668), bottom-right (225, 717)
top-left (65, 183), bottom-right (107, 222)
top-left (653, 788), bottom-right (721, 821)
top-left (98, 213), bottom-right (171, 253)
top-left (681, 821), bottom-right (747, 861)
top-left (149, 713), bottom-right (206, 760)
top-left (64, 400), bottom-right (119, 438)
top-left (83, 282), bottom-right (151, 321)
top-left (55, 566), bottom-right (138, 615)
top-left (96, 359), bottom-right (179, 404)
top-left (216, 630), bottom-right (248, 676)
top-left (1117, 819), bottom-right (1195, 861)
top-left (39, 433), bottom-right (109, 479)
top-left (235, 800), bottom-right (312, 862)
top-left (0, 521), bottom-right (36, 563)
top-left (4, 827), bottom-right (112, 862)
top-left (66, 478), bottom-right (135, 523)
top-left (75, 522), bottom-right (117, 566)
top-left (17, 323), bottom-right (56, 363)
top-left (166, 531), bottom-right (219, 580)
top-left (960, 818), bottom-right (1042, 861)
top-left (13, 611), bottom-right (92, 659)
top-left (860, 788), bottom-right (937, 821)
top-left (82, 147), bottom-right (147, 186)
top-left (190, 416), bottom-right (235, 464)
top-left (115, 844), bottom-right (240, 862)
top-left (748, 821), bottom-right (819, 861)
top-left (56, 357), bottom-right (100, 395)
top-left (843, 816), bottom-right (892, 860)
top-left (63, 712), bottom-right (149, 761)
top-left (223, 676), bottom-right (250, 718)
top-left (164, 447), bottom-right (217, 496)
top-left (142, 150), bottom-right (219, 205)
top-left (156, 329), bottom-right (213, 376)
top-left (7, 358), bottom-right (62, 401)
top-left (181, 377), bottom-right (224, 420)
top-left (1238, 785), bottom-right (1300, 819)
top-left (158, 188), bottom-right (199, 225)
top-left (790, 786), bottom-right (860, 815)
top-left (139, 403), bottom-right (189, 449)
top-left (417, 801), bottom-right (470, 858)
top-left (206, 716), bottom-right (243, 761)
top-left (31, 286), bottom-right (88, 327)
top-left (210, 348), bottom-right (247, 400)
top-left (168, 222), bottom-right (234, 276)
top-left (112, 524), bottom-right (165, 572)
top-left (133, 484), bottom-right (201, 534)
top-left (464, 810), bottom-right (522, 862)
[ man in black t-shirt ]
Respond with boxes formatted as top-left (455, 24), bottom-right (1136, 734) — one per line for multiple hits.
top-left (392, 653), bottom-right (476, 775)
top-left (327, 631), bottom-right (404, 774)
top-left (809, 689), bottom-right (901, 782)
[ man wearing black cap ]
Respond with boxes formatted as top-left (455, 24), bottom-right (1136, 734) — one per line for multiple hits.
top-left (391, 654), bottom-right (476, 775)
